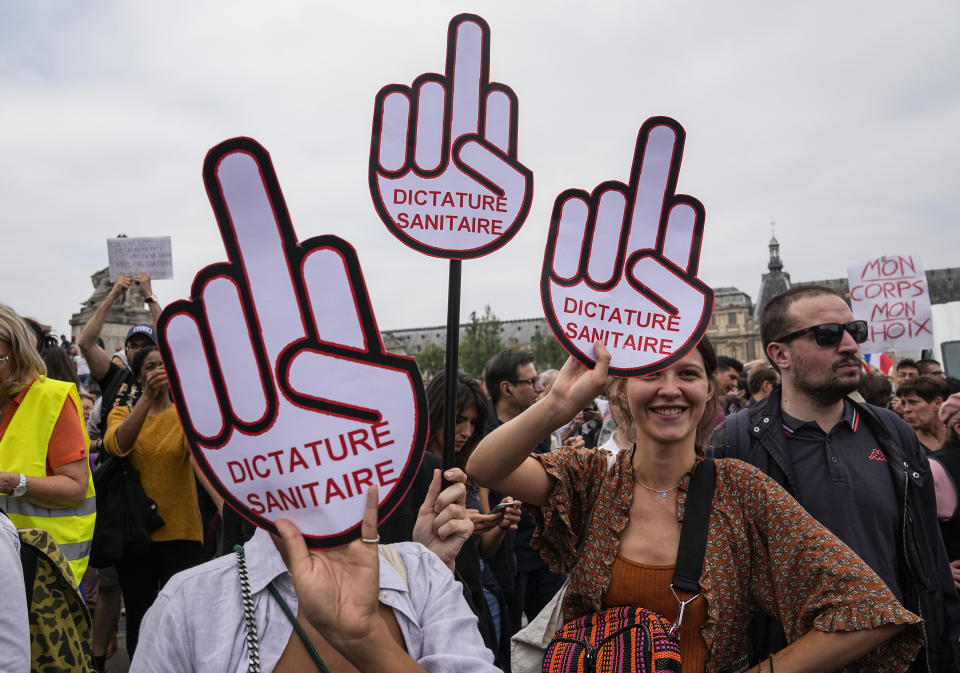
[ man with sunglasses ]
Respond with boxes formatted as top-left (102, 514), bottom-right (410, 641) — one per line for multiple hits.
top-left (710, 285), bottom-right (960, 672)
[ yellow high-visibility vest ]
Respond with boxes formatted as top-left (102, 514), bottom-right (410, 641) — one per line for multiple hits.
top-left (0, 377), bottom-right (96, 585)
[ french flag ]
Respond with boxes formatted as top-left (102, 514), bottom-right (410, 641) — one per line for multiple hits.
top-left (862, 352), bottom-right (893, 375)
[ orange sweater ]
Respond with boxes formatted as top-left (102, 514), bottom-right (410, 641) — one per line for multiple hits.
top-left (104, 405), bottom-right (202, 543)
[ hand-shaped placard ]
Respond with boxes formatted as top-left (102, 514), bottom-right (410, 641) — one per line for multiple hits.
top-left (369, 13), bottom-right (533, 259)
top-left (157, 138), bottom-right (427, 548)
top-left (541, 117), bottom-right (714, 377)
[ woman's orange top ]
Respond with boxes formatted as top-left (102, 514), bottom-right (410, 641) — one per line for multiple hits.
top-left (602, 554), bottom-right (708, 673)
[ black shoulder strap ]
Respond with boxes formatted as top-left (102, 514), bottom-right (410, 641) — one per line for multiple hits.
top-left (727, 408), bottom-right (751, 458)
top-left (672, 458), bottom-right (716, 594)
top-left (19, 537), bottom-right (38, 606)
top-left (729, 406), bottom-right (794, 495)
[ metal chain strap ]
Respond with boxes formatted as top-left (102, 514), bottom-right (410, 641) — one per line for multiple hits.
top-left (235, 545), bottom-right (262, 673)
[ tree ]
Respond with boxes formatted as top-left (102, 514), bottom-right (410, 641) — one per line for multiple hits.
top-left (415, 343), bottom-right (446, 380)
top-left (458, 305), bottom-right (503, 378)
top-left (529, 328), bottom-right (569, 370)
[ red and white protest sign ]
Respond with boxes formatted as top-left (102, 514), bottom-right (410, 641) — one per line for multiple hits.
top-left (157, 138), bottom-right (427, 548)
top-left (369, 14), bottom-right (533, 259)
top-left (848, 254), bottom-right (933, 353)
top-left (541, 118), bottom-right (714, 377)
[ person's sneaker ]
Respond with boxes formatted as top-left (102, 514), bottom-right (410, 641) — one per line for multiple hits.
top-left (92, 655), bottom-right (107, 673)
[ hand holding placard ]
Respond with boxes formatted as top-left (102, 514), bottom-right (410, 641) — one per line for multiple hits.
top-left (541, 118), bottom-right (713, 376)
top-left (158, 138), bottom-right (427, 548)
top-left (369, 14), bottom-right (533, 259)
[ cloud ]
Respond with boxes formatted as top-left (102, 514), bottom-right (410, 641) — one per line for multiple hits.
top-left (1, 0), bottom-right (957, 337)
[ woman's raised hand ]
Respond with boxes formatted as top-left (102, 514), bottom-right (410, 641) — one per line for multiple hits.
top-left (143, 366), bottom-right (169, 401)
top-left (543, 341), bottom-right (611, 421)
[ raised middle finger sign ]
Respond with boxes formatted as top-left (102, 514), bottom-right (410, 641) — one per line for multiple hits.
top-left (158, 138), bottom-right (428, 548)
top-left (541, 117), bottom-right (714, 377)
top-left (369, 14), bottom-right (533, 260)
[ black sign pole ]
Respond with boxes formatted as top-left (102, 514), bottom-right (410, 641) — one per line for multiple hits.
top-left (442, 259), bottom-right (462, 480)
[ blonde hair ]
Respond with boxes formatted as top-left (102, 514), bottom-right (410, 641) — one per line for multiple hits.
top-left (0, 304), bottom-right (47, 397)
top-left (605, 377), bottom-right (637, 443)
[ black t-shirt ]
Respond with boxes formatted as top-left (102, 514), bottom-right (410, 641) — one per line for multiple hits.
top-left (94, 361), bottom-right (140, 438)
top-left (487, 410), bottom-right (552, 572)
top-left (783, 400), bottom-right (904, 601)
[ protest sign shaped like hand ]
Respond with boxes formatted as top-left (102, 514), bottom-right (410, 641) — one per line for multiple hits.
top-left (157, 138), bottom-right (427, 548)
top-left (369, 13), bottom-right (533, 259)
top-left (541, 117), bottom-right (714, 377)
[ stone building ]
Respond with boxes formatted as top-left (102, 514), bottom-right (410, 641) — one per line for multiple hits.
top-left (386, 317), bottom-right (548, 356)
top-left (796, 267), bottom-right (960, 306)
top-left (68, 268), bottom-right (152, 355)
top-left (702, 234), bottom-right (788, 362)
top-left (383, 233), bottom-right (960, 362)
top-left (710, 235), bottom-right (960, 362)
top-left (705, 287), bottom-right (761, 362)
top-left (72, 240), bottom-right (958, 363)
top-left (754, 235), bottom-right (791, 321)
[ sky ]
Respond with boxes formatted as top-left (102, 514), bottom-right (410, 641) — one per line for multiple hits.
top-left (2, 1), bottom-right (958, 336)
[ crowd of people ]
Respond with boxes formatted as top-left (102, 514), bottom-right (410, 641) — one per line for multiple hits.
top-left (2, 275), bottom-right (960, 673)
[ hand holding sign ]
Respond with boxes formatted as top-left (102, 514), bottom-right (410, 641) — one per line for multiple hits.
top-left (369, 14), bottom-right (533, 259)
top-left (541, 118), bottom-right (713, 376)
top-left (158, 138), bottom-right (426, 547)
top-left (275, 488), bottom-right (382, 647)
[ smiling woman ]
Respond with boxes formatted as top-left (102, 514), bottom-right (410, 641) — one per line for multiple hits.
top-left (467, 336), bottom-right (923, 673)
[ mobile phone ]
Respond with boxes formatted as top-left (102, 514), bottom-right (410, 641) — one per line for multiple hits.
top-left (493, 500), bottom-right (520, 513)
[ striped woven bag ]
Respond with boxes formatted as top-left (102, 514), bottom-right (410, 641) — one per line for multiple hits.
top-left (542, 606), bottom-right (681, 673)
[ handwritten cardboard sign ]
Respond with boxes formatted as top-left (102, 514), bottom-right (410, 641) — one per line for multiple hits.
top-left (107, 236), bottom-right (173, 281)
top-left (541, 117), bottom-right (714, 377)
top-left (157, 138), bottom-right (427, 548)
top-left (369, 14), bottom-right (533, 259)
top-left (848, 254), bottom-right (933, 353)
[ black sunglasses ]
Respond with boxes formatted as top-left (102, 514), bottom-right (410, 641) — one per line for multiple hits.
top-left (773, 320), bottom-right (869, 347)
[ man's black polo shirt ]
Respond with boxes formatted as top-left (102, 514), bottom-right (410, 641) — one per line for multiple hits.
top-left (782, 398), bottom-right (903, 600)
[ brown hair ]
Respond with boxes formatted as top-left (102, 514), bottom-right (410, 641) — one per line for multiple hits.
top-left (606, 377), bottom-right (635, 444)
top-left (897, 375), bottom-right (949, 403)
top-left (747, 365), bottom-right (779, 396)
top-left (425, 371), bottom-right (489, 474)
top-left (858, 373), bottom-right (893, 408)
top-left (759, 285), bottom-right (842, 367)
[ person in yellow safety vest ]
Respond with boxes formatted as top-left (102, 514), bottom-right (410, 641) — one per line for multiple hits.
top-left (0, 305), bottom-right (95, 586)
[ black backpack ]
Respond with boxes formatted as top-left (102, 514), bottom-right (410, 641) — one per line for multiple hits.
top-left (89, 452), bottom-right (164, 568)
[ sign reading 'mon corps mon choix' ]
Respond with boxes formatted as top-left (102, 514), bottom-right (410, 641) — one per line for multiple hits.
top-left (848, 254), bottom-right (933, 353)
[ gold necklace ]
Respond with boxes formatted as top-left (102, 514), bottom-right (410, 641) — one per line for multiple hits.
top-left (633, 474), bottom-right (683, 498)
